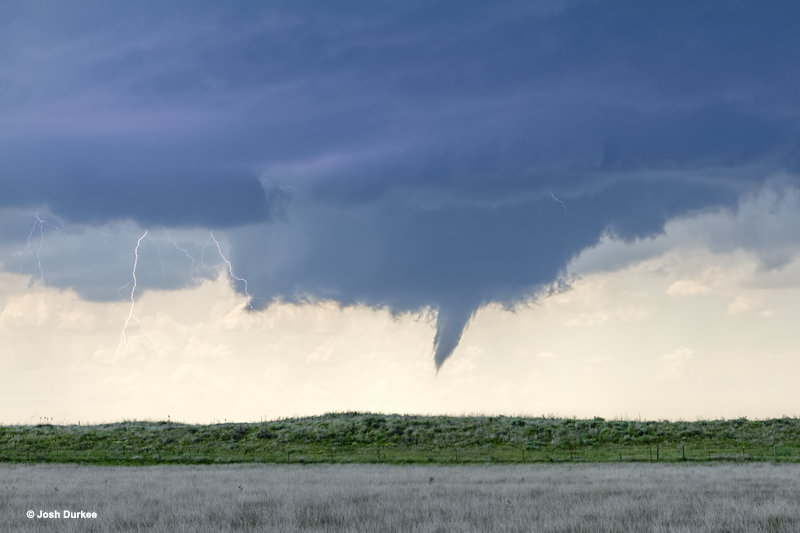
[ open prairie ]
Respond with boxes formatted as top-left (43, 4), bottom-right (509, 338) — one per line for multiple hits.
top-left (2, 463), bottom-right (799, 532)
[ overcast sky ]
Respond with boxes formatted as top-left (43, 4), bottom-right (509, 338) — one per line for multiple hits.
top-left (2, 1), bottom-right (799, 423)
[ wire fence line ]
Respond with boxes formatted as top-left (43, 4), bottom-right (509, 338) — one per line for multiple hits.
top-left (1, 443), bottom-right (798, 466)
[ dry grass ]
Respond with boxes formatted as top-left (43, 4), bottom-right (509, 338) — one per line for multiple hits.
top-left (1, 463), bottom-right (799, 532)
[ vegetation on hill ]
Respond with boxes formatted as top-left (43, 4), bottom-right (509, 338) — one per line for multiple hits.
top-left (2, 413), bottom-right (799, 465)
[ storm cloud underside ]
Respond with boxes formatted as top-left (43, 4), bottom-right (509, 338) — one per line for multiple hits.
top-left (2, 2), bottom-right (800, 367)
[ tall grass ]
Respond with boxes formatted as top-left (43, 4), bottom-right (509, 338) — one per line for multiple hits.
top-left (2, 463), bottom-right (799, 532)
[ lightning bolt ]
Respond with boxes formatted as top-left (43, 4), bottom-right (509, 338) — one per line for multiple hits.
top-left (167, 230), bottom-right (269, 323)
top-left (116, 230), bottom-right (157, 358)
top-left (549, 189), bottom-right (567, 215)
top-left (522, 136), bottom-right (569, 216)
top-left (210, 231), bottom-right (267, 320)
top-left (23, 212), bottom-right (62, 286)
top-left (12, 219), bottom-right (266, 357)
top-left (166, 230), bottom-right (201, 286)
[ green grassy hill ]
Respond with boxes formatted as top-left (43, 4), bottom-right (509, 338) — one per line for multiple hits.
top-left (2, 413), bottom-right (799, 465)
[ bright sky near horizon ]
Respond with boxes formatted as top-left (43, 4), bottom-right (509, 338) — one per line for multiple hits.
top-left (2, 2), bottom-right (800, 423)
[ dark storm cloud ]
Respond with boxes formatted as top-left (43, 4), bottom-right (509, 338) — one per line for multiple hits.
top-left (2, 1), bottom-right (800, 366)
top-left (227, 177), bottom-right (743, 367)
top-left (0, 169), bottom-right (271, 228)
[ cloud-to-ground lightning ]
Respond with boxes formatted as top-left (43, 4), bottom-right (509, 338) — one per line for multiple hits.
top-left (116, 230), bottom-right (157, 358)
top-left (22, 212), bottom-right (62, 286)
top-left (549, 189), bottom-right (567, 215)
top-left (210, 231), bottom-right (268, 321)
top-left (22, 223), bottom-right (271, 357)
top-left (167, 230), bottom-right (271, 324)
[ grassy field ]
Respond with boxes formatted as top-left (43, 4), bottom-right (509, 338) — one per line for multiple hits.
top-left (2, 413), bottom-right (799, 465)
top-left (2, 463), bottom-right (799, 532)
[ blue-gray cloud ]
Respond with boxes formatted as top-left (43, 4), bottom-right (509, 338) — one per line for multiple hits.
top-left (2, 1), bottom-right (800, 366)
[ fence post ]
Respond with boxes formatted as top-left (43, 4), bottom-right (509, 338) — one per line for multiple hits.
top-left (681, 444), bottom-right (685, 460)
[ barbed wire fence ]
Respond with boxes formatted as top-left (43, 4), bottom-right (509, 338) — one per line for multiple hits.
top-left (1, 442), bottom-right (797, 465)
